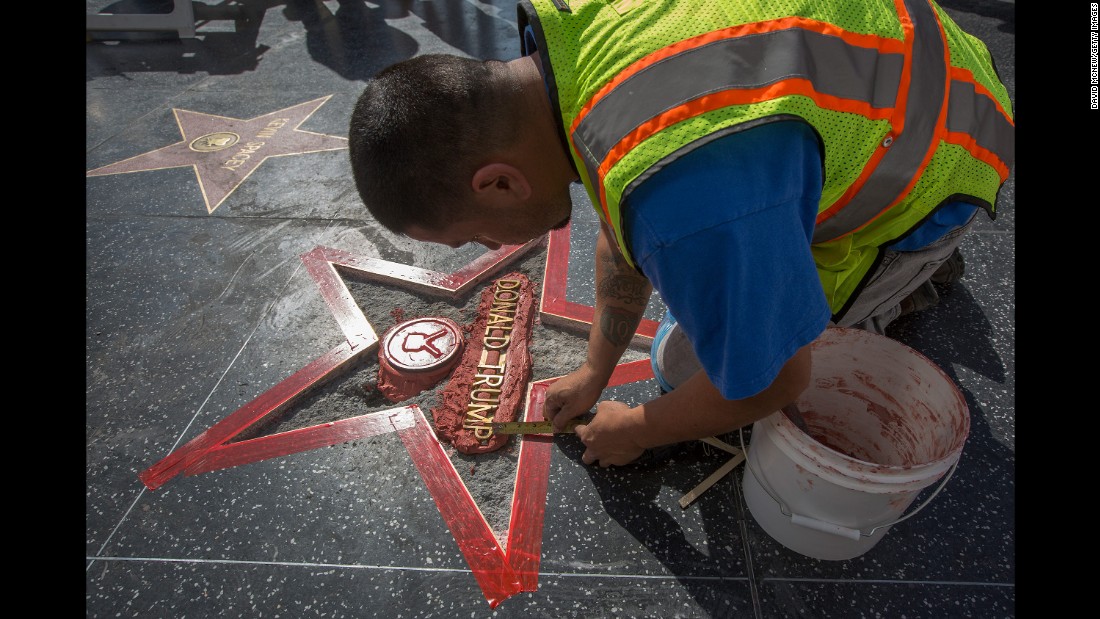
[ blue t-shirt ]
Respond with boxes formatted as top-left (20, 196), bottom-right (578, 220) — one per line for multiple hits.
top-left (623, 121), bottom-right (830, 399)
top-left (624, 121), bottom-right (978, 399)
top-left (522, 33), bottom-right (976, 399)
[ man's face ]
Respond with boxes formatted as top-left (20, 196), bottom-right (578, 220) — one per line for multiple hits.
top-left (406, 183), bottom-right (573, 250)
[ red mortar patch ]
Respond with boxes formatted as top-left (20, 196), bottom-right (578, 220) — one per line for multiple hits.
top-left (432, 272), bottom-right (535, 454)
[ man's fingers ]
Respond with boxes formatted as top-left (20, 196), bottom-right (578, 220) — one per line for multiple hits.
top-left (542, 390), bottom-right (576, 422)
top-left (577, 425), bottom-right (593, 464)
top-left (541, 393), bottom-right (562, 420)
top-left (550, 408), bottom-right (585, 430)
top-left (542, 406), bottom-right (557, 423)
top-left (581, 449), bottom-right (614, 467)
top-left (578, 426), bottom-right (608, 467)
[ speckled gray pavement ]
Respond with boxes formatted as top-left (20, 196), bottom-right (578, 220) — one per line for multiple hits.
top-left (86, 1), bottom-right (1016, 616)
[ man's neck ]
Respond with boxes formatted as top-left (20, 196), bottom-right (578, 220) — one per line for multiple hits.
top-left (508, 53), bottom-right (579, 185)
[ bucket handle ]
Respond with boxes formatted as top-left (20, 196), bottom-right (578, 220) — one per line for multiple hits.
top-left (740, 428), bottom-right (960, 540)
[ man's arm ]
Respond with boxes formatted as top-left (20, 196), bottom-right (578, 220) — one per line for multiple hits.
top-left (575, 342), bottom-right (812, 466)
top-left (589, 220), bottom-right (653, 380)
top-left (543, 221), bottom-right (653, 430)
top-left (570, 121), bottom-right (828, 466)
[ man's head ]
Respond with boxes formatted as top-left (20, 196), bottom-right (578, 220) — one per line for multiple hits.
top-left (349, 54), bottom-right (573, 249)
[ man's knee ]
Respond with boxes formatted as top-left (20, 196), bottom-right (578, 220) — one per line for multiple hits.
top-left (651, 313), bottom-right (702, 392)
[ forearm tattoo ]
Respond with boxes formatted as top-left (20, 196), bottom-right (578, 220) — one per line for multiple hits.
top-left (600, 306), bottom-right (641, 347)
top-left (596, 244), bottom-right (649, 307)
top-left (597, 273), bottom-right (649, 307)
top-left (594, 243), bottom-right (648, 346)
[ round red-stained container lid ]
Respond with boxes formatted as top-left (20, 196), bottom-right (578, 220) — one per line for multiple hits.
top-left (381, 317), bottom-right (464, 373)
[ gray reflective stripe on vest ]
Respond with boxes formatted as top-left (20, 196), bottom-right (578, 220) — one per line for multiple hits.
top-left (947, 79), bottom-right (1015, 170)
top-left (812, 0), bottom-right (945, 243)
top-left (571, 26), bottom-right (905, 196)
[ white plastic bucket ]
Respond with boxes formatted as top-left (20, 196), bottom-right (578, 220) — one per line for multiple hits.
top-left (742, 327), bottom-right (969, 560)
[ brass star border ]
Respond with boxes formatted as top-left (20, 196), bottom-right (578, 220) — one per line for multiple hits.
top-left (86, 96), bottom-right (348, 213)
top-left (137, 219), bottom-right (662, 607)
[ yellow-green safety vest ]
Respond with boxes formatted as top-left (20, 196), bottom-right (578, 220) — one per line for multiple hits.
top-left (518, 0), bottom-right (1014, 318)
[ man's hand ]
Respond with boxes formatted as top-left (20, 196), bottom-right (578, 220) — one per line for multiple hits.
top-left (545, 222), bottom-right (652, 431)
top-left (574, 400), bottom-right (646, 467)
top-left (542, 363), bottom-right (608, 431)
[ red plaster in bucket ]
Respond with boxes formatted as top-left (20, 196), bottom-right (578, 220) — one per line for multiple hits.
top-left (796, 329), bottom-right (969, 470)
top-left (743, 327), bottom-right (969, 560)
top-left (431, 273), bottom-right (536, 455)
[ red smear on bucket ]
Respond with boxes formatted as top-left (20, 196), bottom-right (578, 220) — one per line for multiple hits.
top-left (793, 328), bottom-right (969, 469)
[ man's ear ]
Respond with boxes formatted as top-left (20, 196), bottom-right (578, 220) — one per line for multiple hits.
top-left (471, 163), bottom-right (532, 203)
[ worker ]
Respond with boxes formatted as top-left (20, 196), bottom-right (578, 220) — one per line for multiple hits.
top-left (347, 0), bottom-right (1015, 467)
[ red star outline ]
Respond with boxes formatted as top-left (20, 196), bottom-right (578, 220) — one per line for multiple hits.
top-left (86, 97), bottom-right (348, 213)
top-left (138, 223), bottom-right (661, 607)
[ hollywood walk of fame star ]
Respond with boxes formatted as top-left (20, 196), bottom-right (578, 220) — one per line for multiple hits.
top-left (86, 96), bottom-right (348, 213)
top-left (135, 226), bottom-right (678, 606)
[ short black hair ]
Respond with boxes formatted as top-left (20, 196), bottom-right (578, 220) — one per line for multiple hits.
top-left (348, 54), bottom-right (520, 233)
